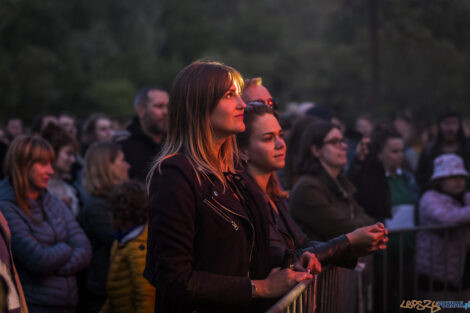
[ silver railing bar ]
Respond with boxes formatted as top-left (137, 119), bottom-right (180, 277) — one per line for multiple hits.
top-left (266, 277), bottom-right (317, 313)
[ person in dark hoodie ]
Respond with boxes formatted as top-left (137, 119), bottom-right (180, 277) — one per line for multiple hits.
top-left (416, 111), bottom-right (470, 189)
top-left (0, 135), bottom-right (91, 313)
top-left (120, 87), bottom-right (169, 182)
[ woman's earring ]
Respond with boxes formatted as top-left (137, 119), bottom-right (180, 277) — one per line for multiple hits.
top-left (240, 152), bottom-right (249, 163)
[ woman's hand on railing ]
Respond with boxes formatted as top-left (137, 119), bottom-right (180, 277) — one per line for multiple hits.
top-left (252, 267), bottom-right (313, 298)
top-left (346, 222), bottom-right (389, 256)
top-left (294, 251), bottom-right (321, 275)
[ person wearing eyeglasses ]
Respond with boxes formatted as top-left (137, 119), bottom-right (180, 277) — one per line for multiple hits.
top-left (289, 121), bottom-right (375, 242)
top-left (241, 77), bottom-right (279, 111)
top-left (236, 104), bottom-right (387, 270)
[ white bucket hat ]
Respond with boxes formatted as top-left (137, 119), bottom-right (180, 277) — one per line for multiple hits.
top-left (431, 153), bottom-right (469, 181)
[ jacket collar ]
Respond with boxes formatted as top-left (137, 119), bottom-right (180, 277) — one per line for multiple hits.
top-left (315, 165), bottom-right (356, 200)
top-left (117, 224), bottom-right (146, 246)
top-left (126, 116), bottom-right (164, 146)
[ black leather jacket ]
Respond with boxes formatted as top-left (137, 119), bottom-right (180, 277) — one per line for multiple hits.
top-left (144, 155), bottom-right (271, 313)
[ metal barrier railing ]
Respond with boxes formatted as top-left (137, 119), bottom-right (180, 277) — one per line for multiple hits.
top-left (266, 223), bottom-right (469, 313)
top-left (265, 278), bottom-right (317, 313)
top-left (380, 223), bottom-right (469, 313)
top-left (266, 261), bottom-right (371, 313)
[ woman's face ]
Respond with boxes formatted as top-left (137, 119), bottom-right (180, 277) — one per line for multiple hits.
top-left (210, 81), bottom-right (246, 141)
top-left (54, 145), bottom-right (76, 175)
top-left (28, 161), bottom-right (54, 191)
top-left (243, 113), bottom-right (286, 174)
top-left (313, 128), bottom-right (348, 170)
top-left (95, 118), bottom-right (113, 142)
top-left (378, 138), bottom-right (404, 173)
top-left (109, 150), bottom-right (130, 184)
top-left (440, 176), bottom-right (466, 196)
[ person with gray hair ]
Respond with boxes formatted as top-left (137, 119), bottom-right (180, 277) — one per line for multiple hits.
top-left (120, 86), bottom-right (169, 182)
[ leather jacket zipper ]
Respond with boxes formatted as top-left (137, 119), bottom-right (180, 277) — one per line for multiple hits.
top-left (203, 199), bottom-right (239, 231)
top-left (210, 196), bottom-right (255, 270)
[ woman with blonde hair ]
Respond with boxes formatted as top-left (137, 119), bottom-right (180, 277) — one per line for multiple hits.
top-left (0, 135), bottom-right (91, 313)
top-left (144, 61), bottom-right (318, 313)
top-left (79, 141), bottom-right (130, 313)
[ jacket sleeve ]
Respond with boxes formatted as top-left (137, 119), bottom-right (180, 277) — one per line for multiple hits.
top-left (81, 200), bottom-right (114, 249)
top-left (0, 202), bottom-right (72, 275)
top-left (278, 200), bottom-right (356, 268)
top-left (289, 181), bottom-right (373, 240)
top-left (302, 235), bottom-right (357, 269)
top-left (127, 236), bottom-right (155, 313)
top-left (420, 192), bottom-right (470, 224)
top-left (144, 164), bottom-right (252, 305)
top-left (55, 202), bottom-right (92, 276)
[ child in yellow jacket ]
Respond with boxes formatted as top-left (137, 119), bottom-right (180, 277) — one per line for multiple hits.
top-left (100, 181), bottom-right (155, 313)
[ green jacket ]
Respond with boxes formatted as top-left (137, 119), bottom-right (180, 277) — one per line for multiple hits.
top-left (289, 167), bottom-right (374, 241)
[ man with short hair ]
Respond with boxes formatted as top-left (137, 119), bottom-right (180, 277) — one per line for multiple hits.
top-left (416, 111), bottom-right (470, 188)
top-left (120, 87), bottom-right (169, 182)
top-left (242, 77), bottom-right (277, 109)
top-left (5, 118), bottom-right (23, 141)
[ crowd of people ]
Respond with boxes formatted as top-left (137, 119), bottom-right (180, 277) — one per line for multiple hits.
top-left (0, 60), bottom-right (468, 313)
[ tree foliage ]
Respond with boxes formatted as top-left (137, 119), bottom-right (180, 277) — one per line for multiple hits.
top-left (1, 0), bottom-right (469, 125)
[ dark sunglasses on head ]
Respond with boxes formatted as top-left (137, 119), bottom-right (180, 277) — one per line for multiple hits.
top-left (246, 98), bottom-right (278, 110)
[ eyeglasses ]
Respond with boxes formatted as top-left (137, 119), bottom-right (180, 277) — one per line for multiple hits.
top-left (323, 138), bottom-right (348, 148)
top-left (246, 98), bottom-right (278, 110)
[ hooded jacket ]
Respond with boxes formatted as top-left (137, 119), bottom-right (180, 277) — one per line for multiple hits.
top-left (120, 117), bottom-right (163, 182)
top-left (416, 190), bottom-right (470, 287)
top-left (100, 224), bottom-right (155, 313)
top-left (0, 178), bottom-right (91, 309)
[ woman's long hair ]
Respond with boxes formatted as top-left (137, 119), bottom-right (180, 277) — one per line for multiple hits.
top-left (81, 113), bottom-right (110, 146)
top-left (296, 121), bottom-right (339, 176)
top-left (236, 105), bottom-right (288, 201)
top-left (4, 135), bottom-right (55, 215)
top-left (284, 115), bottom-right (319, 189)
top-left (82, 141), bottom-right (121, 196)
top-left (147, 61), bottom-right (244, 188)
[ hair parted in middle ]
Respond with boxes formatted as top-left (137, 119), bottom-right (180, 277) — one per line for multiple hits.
top-left (4, 135), bottom-right (55, 216)
top-left (236, 105), bottom-right (288, 201)
top-left (82, 113), bottom-right (110, 145)
top-left (83, 141), bottom-right (122, 196)
top-left (296, 120), bottom-right (339, 176)
top-left (148, 60), bottom-right (244, 187)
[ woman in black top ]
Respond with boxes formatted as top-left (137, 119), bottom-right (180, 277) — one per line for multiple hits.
top-left (144, 61), bottom-right (318, 313)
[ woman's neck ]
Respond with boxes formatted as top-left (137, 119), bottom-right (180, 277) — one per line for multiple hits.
top-left (26, 188), bottom-right (41, 201)
top-left (246, 164), bottom-right (271, 194)
top-left (320, 161), bottom-right (341, 178)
